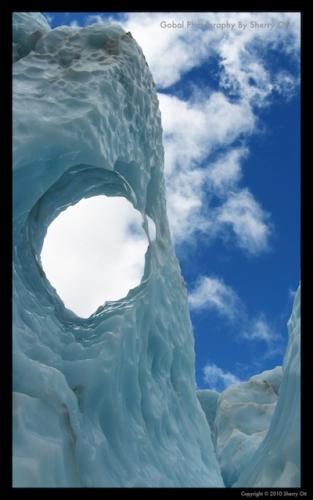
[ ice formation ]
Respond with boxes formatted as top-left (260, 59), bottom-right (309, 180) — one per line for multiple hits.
top-left (13, 12), bottom-right (301, 488)
top-left (13, 12), bottom-right (50, 63)
top-left (13, 13), bottom-right (223, 487)
top-left (197, 389), bottom-right (219, 431)
top-left (207, 367), bottom-right (283, 486)
top-left (234, 285), bottom-right (301, 487)
top-left (197, 285), bottom-right (300, 487)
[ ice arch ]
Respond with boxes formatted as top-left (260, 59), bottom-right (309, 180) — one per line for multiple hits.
top-left (13, 13), bottom-right (224, 487)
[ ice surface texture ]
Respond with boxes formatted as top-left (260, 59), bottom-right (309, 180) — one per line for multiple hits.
top-left (209, 367), bottom-right (283, 486)
top-left (13, 12), bottom-right (50, 63)
top-left (198, 285), bottom-right (300, 488)
top-left (12, 13), bottom-right (224, 487)
top-left (234, 285), bottom-right (301, 487)
top-left (197, 389), bottom-right (219, 431)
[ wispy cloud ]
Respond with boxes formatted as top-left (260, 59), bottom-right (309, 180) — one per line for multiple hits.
top-left (157, 86), bottom-right (266, 252)
top-left (86, 14), bottom-right (117, 26)
top-left (158, 92), bottom-right (255, 176)
top-left (206, 148), bottom-right (246, 194)
top-left (86, 14), bottom-right (105, 25)
top-left (216, 189), bottom-right (271, 254)
top-left (160, 93), bottom-right (271, 254)
top-left (69, 20), bottom-right (80, 28)
top-left (188, 275), bottom-right (241, 320)
top-left (241, 314), bottom-right (284, 359)
top-left (189, 275), bottom-right (284, 363)
top-left (242, 315), bottom-right (279, 344)
top-left (158, 91), bottom-right (266, 251)
top-left (203, 362), bottom-right (241, 391)
top-left (106, 12), bottom-right (300, 93)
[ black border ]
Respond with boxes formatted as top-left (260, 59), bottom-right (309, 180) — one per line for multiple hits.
top-left (2, 0), bottom-right (308, 496)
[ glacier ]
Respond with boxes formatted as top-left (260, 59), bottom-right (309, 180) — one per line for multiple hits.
top-left (197, 286), bottom-right (301, 487)
top-left (197, 389), bottom-right (219, 431)
top-left (12, 12), bottom-right (223, 487)
top-left (234, 285), bottom-right (301, 487)
top-left (13, 12), bottom-right (301, 488)
top-left (201, 366), bottom-right (283, 487)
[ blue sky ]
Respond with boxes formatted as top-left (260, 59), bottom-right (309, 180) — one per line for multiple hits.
top-left (42, 12), bottom-right (300, 391)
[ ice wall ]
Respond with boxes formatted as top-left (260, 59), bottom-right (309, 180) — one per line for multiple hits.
top-left (197, 389), bottom-right (219, 432)
top-left (197, 283), bottom-right (301, 489)
top-left (210, 367), bottom-right (283, 486)
top-left (235, 285), bottom-right (301, 487)
top-left (13, 12), bottom-right (50, 62)
top-left (12, 13), bottom-right (224, 487)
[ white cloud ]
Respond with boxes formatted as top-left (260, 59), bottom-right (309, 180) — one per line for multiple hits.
top-left (160, 98), bottom-right (270, 253)
top-left (242, 315), bottom-right (280, 345)
top-left (241, 313), bottom-right (284, 360)
top-left (158, 92), bottom-right (255, 175)
top-left (217, 189), bottom-right (271, 254)
top-left (87, 14), bottom-right (105, 25)
top-left (188, 275), bottom-right (241, 320)
top-left (206, 148), bottom-right (246, 194)
top-left (165, 167), bottom-right (208, 243)
top-left (203, 362), bottom-right (241, 391)
top-left (41, 196), bottom-right (148, 318)
top-left (110, 12), bottom-right (300, 94)
top-left (86, 14), bottom-right (115, 26)
top-left (272, 70), bottom-right (300, 100)
top-left (158, 91), bottom-right (258, 246)
top-left (189, 275), bottom-right (283, 362)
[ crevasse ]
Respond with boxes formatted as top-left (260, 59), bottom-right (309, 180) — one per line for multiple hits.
top-left (234, 285), bottom-right (301, 487)
top-left (198, 367), bottom-right (283, 486)
top-left (198, 285), bottom-right (301, 487)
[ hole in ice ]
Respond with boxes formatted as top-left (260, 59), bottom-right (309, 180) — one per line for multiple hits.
top-left (40, 195), bottom-right (149, 318)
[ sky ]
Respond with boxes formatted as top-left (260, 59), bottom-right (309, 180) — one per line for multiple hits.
top-left (41, 196), bottom-right (153, 318)
top-left (41, 11), bottom-right (301, 391)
